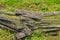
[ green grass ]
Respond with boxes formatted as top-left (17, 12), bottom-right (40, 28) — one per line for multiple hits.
top-left (0, 0), bottom-right (60, 12)
top-left (0, 0), bottom-right (60, 40)
top-left (0, 27), bottom-right (15, 40)
top-left (25, 30), bottom-right (60, 40)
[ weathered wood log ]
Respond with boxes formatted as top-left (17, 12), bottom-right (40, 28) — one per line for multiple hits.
top-left (0, 16), bottom-right (20, 23)
top-left (0, 10), bottom-right (15, 15)
top-left (0, 18), bottom-right (24, 32)
top-left (0, 10), bottom-right (60, 18)
top-left (16, 10), bottom-right (60, 17)
top-left (41, 19), bottom-right (60, 23)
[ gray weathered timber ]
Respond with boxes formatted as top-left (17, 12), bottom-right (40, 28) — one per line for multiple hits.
top-left (0, 10), bottom-right (60, 21)
top-left (41, 19), bottom-right (60, 22)
top-left (0, 10), bottom-right (60, 40)
top-left (0, 16), bottom-right (24, 31)
top-left (16, 10), bottom-right (60, 16)
top-left (0, 10), bottom-right (16, 15)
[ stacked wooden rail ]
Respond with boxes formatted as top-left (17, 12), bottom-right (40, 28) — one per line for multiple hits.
top-left (0, 10), bottom-right (60, 40)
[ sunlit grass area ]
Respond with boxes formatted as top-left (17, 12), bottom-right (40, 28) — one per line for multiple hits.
top-left (0, 0), bottom-right (60, 12)
top-left (24, 30), bottom-right (60, 40)
top-left (0, 0), bottom-right (60, 40)
top-left (0, 27), bottom-right (15, 40)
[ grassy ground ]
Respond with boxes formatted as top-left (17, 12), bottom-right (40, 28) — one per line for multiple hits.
top-left (0, 0), bottom-right (60, 12)
top-left (0, 0), bottom-right (60, 40)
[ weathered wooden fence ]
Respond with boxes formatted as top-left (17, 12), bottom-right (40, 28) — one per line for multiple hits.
top-left (0, 10), bottom-right (60, 40)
